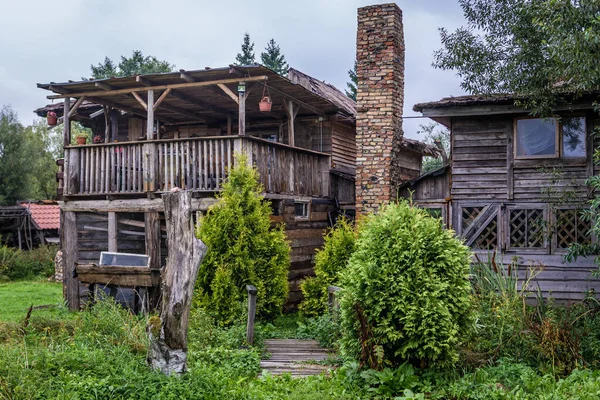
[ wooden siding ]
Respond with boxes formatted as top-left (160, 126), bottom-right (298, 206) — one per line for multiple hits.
top-left (398, 167), bottom-right (449, 201)
top-left (331, 122), bottom-right (356, 171)
top-left (451, 118), bottom-right (510, 200)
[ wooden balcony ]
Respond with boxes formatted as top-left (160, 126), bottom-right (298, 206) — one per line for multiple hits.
top-left (60, 136), bottom-right (331, 198)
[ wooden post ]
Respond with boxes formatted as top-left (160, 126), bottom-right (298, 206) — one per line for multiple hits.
top-left (147, 190), bottom-right (207, 375)
top-left (64, 211), bottom-right (80, 311)
top-left (246, 285), bottom-right (257, 345)
top-left (145, 212), bottom-right (161, 309)
top-left (63, 98), bottom-right (71, 147)
top-left (327, 286), bottom-right (341, 319)
top-left (143, 90), bottom-right (156, 192)
top-left (238, 89), bottom-right (246, 137)
top-left (108, 212), bottom-right (117, 252)
top-left (284, 100), bottom-right (298, 147)
top-left (227, 114), bottom-right (232, 136)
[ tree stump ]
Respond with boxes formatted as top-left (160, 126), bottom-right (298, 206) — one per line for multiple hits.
top-left (147, 190), bottom-right (207, 375)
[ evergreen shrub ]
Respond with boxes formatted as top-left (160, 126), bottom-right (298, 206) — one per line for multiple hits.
top-left (299, 217), bottom-right (355, 317)
top-left (195, 154), bottom-right (290, 325)
top-left (339, 201), bottom-right (473, 369)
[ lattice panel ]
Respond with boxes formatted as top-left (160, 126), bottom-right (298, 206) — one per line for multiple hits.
top-left (462, 206), bottom-right (484, 232)
top-left (509, 209), bottom-right (546, 248)
top-left (556, 209), bottom-right (592, 248)
top-left (473, 217), bottom-right (498, 249)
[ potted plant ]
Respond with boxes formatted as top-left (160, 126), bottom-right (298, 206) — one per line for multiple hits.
top-left (76, 134), bottom-right (87, 145)
top-left (93, 135), bottom-right (103, 144)
top-left (47, 111), bottom-right (57, 126)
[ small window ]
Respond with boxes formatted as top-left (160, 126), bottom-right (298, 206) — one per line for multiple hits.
top-left (515, 117), bottom-right (586, 159)
top-left (516, 118), bottom-right (557, 157)
top-left (269, 200), bottom-right (281, 216)
top-left (294, 201), bottom-right (309, 219)
top-left (562, 117), bottom-right (586, 158)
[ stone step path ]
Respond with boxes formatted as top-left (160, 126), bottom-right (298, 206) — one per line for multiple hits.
top-left (261, 339), bottom-right (334, 377)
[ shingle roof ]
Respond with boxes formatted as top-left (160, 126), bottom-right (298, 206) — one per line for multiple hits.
top-left (21, 203), bottom-right (60, 230)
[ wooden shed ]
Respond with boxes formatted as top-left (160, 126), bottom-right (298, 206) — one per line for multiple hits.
top-left (411, 93), bottom-right (600, 302)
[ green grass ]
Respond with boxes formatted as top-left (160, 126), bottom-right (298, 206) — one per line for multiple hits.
top-left (0, 280), bottom-right (68, 322)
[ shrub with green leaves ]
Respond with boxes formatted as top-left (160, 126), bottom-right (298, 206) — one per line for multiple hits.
top-left (195, 154), bottom-right (290, 325)
top-left (339, 201), bottom-right (473, 369)
top-left (0, 245), bottom-right (57, 281)
top-left (299, 217), bottom-right (355, 317)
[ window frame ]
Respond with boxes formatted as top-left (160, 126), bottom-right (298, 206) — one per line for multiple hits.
top-left (513, 115), bottom-right (587, 160)
top-left (294, 200), bottom-right (310, 220)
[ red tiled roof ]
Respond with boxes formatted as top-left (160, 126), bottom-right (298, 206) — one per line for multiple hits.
top-left (21, 203), bottom-right (60, 230)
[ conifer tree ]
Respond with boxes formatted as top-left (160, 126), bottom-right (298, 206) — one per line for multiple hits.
top-left (195, 154), bottom-right (290, 325)
top-left (235, 32), bottom-right (256, 66)
top-left (345, 61), bottom-right (357, 101)
top-left (260, 39), bottom-right (289, 76)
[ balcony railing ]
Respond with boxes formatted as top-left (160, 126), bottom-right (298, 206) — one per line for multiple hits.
top-left (61, 136), bottom-right (330, 198)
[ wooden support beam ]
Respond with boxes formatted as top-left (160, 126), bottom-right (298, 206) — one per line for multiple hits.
top-left (217, 83), bottom-right (239, 104)
top-left (283, 100), bottom-right (298, 147)
top-left (147, 190), bottom-right (207, 375)
top-left (63, 211), bottom-right (80, 311)
top-left (153, 89), bottom-right (172, 111)
top-left (95, 82), bottom-right (114, 91)
top-left (108, 212), bottom-right (117, 252)
top-left (227, 115), bottom-right (232, 135)
top-left (67, 96), bottom-right (86, 119)
top-left (238, 91), bottom-right (246, 137)
top-left (145, 211), bottom-right (162, 309)
top-left (47, 76), bottom-right (269, 99)
top-left (131, 92), bottom-right (148, 111)
top-left (147, 90), bottom-right (154, 140)
top-left (63, 98), bottom-right (71, 147)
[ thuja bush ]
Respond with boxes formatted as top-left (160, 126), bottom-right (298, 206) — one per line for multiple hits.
top-left (299, 217), bottom-right (355, 317)
top-left (195, 154), bottom-right (290, 325)
top-left (339, 201), bottom-right (474, 369)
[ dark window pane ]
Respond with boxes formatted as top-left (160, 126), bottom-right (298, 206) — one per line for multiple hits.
top-left (294, 202), bottom-right (308, 218)
top-left (516, 119), bottom-right (557, 157)
top-left (562, 117), bottom-right (586, 158)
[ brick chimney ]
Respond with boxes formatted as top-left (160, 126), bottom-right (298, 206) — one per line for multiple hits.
top-left (355, 3), bottom-right (405, 215)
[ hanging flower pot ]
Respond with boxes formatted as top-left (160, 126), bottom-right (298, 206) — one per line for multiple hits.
top-left (47, 111), bottom-right (57, 126)
top-left (259, 96), bottom-right (272, 112)
top-left (259, 82), bottom-right (272, 112)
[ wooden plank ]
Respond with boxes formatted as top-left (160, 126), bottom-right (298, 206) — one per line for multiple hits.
top-left (131, 92), bottom-right (148, 111)
top-left (47, 76), bottom-right (269, 99)
top-left (153, 88), bottom-right (172, 111)
top-left (77, 273), bottom-right (153, 287)
top-left (108, 212), bottom-right (117, 252)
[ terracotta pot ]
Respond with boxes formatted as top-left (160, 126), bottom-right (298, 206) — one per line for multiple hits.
top-left (76, 136), bottom-right (87, 145)
top-left (259, 96), bottom-right (272, 112)
top-left (47, 112), bottom-right (57, 126)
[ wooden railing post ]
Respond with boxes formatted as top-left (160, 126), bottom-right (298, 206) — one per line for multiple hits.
top-left (246, 284), bottom-right (257, 345)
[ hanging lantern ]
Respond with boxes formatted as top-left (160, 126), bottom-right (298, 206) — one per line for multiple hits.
top-left (259, 82), bottom-right (272, 112)
top-left (47, 111), bottom-right (57, 126)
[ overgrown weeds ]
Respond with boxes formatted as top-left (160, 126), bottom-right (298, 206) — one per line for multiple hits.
top-left (0, 245), bottom-right (57, 281)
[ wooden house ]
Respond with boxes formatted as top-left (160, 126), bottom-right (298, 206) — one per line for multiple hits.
top-left (36, 64), bottom-right (439, 310)
top-left (408, 93), bottom-right (600, 302)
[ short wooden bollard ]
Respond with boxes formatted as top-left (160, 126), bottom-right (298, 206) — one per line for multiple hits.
top-left (328, 286), bottom-right (341, 319)
top-left (246, 285), bottom-right (257, 345)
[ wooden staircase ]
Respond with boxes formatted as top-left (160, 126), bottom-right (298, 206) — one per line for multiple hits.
top-left (261, 339), bottom-right (334, 378)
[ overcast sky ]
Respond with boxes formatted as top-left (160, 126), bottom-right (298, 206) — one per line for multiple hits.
top-left (0, 0), bottom-right (466, 140)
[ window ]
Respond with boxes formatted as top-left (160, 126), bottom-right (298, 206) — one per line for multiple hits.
top-left (515, 117), bottom-right (586, 159)
top-left (294, 201), bottom-right (310, 219)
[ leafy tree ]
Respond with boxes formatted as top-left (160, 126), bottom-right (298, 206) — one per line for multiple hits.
top-left (417, 122), bottom-right (450, 174)
top-left (260, 39), bottom-right (289, 75)
top-left (299, 217), bottom-right (355, 317)
top-left (90, 50), bottom-right (174, 79)
top-left (235, 33), bottom-right (256, 66)
top-left (433, 0), bottom-right (600, 114)
top-left (24, 120), bottom-right (62, 200)
top-left (345, 61), bottom-right (357, 101)
top-left (195, 154), bottom-right (290, 325)
top-left (339, 201), bottom-right (473, 369)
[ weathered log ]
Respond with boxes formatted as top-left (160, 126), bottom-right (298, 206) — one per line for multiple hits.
top-left (147, 190), bottom-right (207, 375)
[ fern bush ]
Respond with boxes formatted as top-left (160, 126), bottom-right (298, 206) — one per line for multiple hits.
top-left (299, 217), bottom-right (355, 317)
top-left (339, 201), bottom-right (473, 369)
top-left (195, 154), bottom-right (290, 325)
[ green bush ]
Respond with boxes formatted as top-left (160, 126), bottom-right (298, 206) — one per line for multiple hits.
top-left (0, 245), bottom-right (57, 281)
top-left (299, 217), bottom-right (355, 317)
top-left (339, 201), bottom-right (473, 369)
top-left (195, 154), bottom-right (290, 325)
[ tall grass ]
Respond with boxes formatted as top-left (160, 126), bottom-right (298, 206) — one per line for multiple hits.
top-left (0, 245), bottom-right (57, 281)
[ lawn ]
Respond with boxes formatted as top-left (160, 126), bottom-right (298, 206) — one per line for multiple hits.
top-left (0, 280), bottom-right (68, 322)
